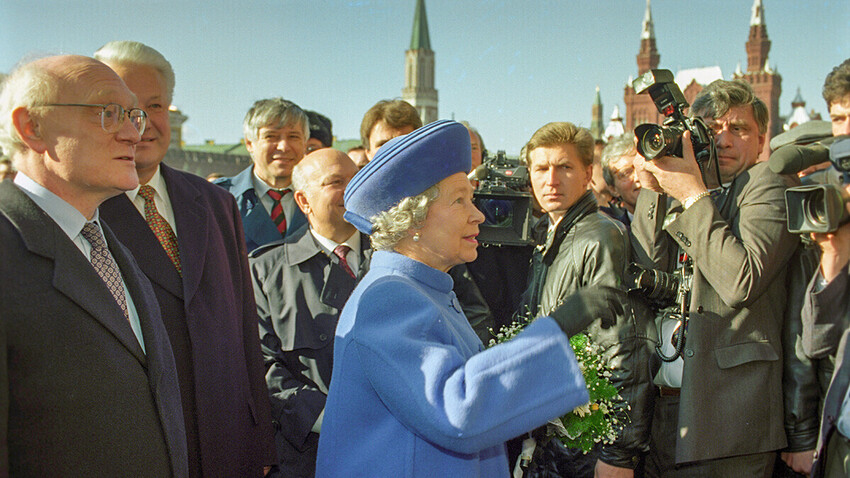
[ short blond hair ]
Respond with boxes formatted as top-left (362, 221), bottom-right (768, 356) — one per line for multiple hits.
top-left (522, 122), bottom-right (594, 168)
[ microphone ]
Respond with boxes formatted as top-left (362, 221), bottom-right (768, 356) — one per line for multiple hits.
top-left (468, 164), bottom-right (488, 181)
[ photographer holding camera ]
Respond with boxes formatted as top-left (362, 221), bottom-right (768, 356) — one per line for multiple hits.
top-left (802, 58), bottom-right (850, 478)
top-left (632, 79), bottom-right (799, 477)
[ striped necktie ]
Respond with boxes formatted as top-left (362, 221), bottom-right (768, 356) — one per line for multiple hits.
top-left (267, 189), bottom-right (290, 237)
top-left (333, 244), bottom-right (356, 278)
top-left (80, 222), bottom-right (130, 321)
top-left (138, 185), bottom-right (182, 275)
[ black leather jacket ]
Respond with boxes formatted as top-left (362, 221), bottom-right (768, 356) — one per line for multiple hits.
top-left (782, 242), bottom-right (834, 454)
top-left (521, 191), bottom-right (657, 470)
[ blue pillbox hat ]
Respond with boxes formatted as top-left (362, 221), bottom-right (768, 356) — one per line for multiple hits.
top-left (344, 119), bottom-right (472, 234)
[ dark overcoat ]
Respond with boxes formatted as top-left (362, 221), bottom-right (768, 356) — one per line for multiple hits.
top-left (100, 164), bottom-right (275, 477)
top-left (0, 180), bottom-right (188, 477)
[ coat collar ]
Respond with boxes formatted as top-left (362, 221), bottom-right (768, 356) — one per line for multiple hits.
top-left (535, 190), bottom-right (598, 262)
top-left (0, 181), bottom-right (147, 364)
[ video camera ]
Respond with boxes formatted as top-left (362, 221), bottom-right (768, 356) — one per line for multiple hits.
top-left (471, 150), bottom-right (534, 246)
top-left (632, 69), bottom-right (722, 189)
top-left (783, 135), bottom-right (850, 234)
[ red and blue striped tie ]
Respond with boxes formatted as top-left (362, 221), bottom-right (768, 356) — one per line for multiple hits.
top-left (267, 189), bottom-right (290, 237)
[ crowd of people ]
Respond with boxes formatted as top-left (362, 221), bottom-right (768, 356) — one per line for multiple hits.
top-left (0, 39), bottom-right (849, 478)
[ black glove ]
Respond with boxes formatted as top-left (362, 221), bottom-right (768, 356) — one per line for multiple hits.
top-left (547, 286), bottom-right (626, 336)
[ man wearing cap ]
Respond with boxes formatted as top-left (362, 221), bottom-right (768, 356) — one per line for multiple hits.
top-left (0, 54), bottom-right (187, 477)
top-left (95, 41), bottom-right (276, 477)
top-left (216, 98), bottom-right (309, 253)
top-left (305, 110), bottom-right (333, 154)
top-left (251, 149), bottom-right (369, 477)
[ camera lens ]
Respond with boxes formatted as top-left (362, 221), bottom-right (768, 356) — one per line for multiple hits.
top-left (637, 124), bottom-right (671, 159)
top-left (804, 189), bottom-right (827, 226)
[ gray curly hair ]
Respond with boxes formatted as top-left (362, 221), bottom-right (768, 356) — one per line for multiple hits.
top-left (369, 184), bottom-right (440, 251)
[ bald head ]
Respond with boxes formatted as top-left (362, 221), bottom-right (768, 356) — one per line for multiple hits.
top-left (0, 54), bottom-right (141, 219)
top-left (292, 148), bottom-right (359, 242)
top-left (291, 148), bottom-right (356, 192)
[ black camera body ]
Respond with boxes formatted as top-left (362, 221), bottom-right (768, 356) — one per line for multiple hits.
top-left (472, 150), bottom-right (534, 246)
top-left (633, 69), bottom-right (721, 189)
top-left (627, 260), bottom-right (694, 362)
top-left (785, 136), bottom-right (850, 234)
top-left (626, 262), bottom-right (691, 313)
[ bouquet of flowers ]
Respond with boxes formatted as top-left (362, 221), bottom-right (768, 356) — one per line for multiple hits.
top-left (489, 317), bottom-right (626, 454)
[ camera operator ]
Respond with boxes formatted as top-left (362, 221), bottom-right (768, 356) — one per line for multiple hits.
top-left (632, 79), bottom-right (799, 477)
top-left (802, 57), bottom-right (850, 478)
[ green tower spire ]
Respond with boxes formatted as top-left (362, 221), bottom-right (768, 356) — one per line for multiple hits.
top-left (409, 0), bottom-right (431, 51)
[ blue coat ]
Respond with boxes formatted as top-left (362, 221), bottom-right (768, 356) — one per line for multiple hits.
top-left (316, 251), bottom-right (589, 477)
top-left (214, 166), bottom-right (307, 253)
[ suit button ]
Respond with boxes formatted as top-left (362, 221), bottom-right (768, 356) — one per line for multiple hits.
top-left (685, 349), bottom-right (694, 357)
top-left (319, 333), bottom-right (328, 341)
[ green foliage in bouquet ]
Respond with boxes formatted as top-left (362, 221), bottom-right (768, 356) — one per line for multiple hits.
top-left (489, 318), bottom-right (627, 454)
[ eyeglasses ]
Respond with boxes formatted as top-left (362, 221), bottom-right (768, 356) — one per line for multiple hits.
top-left (46, 103), bottom-right (147, 135)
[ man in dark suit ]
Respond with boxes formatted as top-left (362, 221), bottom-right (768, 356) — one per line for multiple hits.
top-left (0, 55), bottom-right (187, 477)
top-left (250, 149), bottom-right (370, 477)
top-left (632, 79), bottom-right (799, 476)
top-left (215, 97), bottom-right (309, 253)
top-left (94, 41), bottom-right (276, 477)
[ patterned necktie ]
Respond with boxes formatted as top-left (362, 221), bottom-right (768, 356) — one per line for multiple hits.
top-left (81, 222), bottom-right (129, 321)
top-left (138, 185), bottom-right (182, 276)
top-left (267, 189), bottom-right (290, 237)
top-left (333, 244), bottom-right (356, 278)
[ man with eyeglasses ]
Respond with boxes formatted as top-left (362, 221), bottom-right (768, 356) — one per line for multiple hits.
top-left (94, 41), bottom-right (276, 477)
top-left (0, 54), bottom-right (188, 476)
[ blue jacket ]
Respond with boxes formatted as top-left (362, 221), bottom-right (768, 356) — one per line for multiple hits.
top-left (316, 251), bottom-right (589, 477)
top-left (214, 166), bottom-right (307, 253)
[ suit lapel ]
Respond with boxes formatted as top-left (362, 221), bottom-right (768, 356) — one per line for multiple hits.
top-left (100, 193), bottom-right (183, 299)
top-left (162, 164), bottom-right (207, 303)
top-left (0, 182), bottom-right (146, 364)
top-left (243, 198), bottom-right (282, 248)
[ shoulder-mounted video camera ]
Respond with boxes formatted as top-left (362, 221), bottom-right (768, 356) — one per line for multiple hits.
top-left (782, 135), bottom-right (850, 233)
top-left (632, 69), bottom-right (721, 190)
top-left (470, 150), bottom-right (534, 246)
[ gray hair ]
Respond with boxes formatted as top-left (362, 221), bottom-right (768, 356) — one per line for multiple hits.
top-left (600, 133), bottom-right (637, 186)
top-left (243, 97), bottom-right (310, 143)
top-left (0, 59), bottom-right (59, 158)
top-left (691, 79), bottom-right (768, 134)
top-left (94, 41), bottom-right (175, 103)
top-left (370, 184), bottom-right (440, 251)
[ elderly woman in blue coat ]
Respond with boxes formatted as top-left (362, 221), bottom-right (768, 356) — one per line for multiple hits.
top-left (315, 120), bottom-right (623, 477)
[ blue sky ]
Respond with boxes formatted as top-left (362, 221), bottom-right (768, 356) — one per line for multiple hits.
top-left (1, 0), bottom-right (847, 155)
